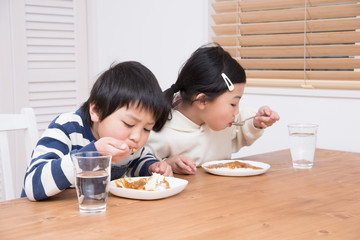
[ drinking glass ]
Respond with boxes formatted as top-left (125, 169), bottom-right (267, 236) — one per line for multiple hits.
top-left (288, 123), bottom-right (318, 169)
top-left (71, 151), bottom-right (112, 213)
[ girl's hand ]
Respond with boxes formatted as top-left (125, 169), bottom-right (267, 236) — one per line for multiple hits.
top-left (165, 155), bottom-right (196, 175)
top-left (94, 137), bottom-right (131, 163)
top-left (253, 105), bottom-right (280, 129)
top-left (148, 161), bottom-right (173, 177)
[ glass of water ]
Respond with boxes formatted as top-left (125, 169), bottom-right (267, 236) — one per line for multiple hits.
top-left (71, 151), bottom-right (112, 213)
top-left (288, 123), bottom-right (318, 169)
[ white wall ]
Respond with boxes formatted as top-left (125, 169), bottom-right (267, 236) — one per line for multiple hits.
top-left (234, 87), bottom-right (360, 158)
top-left (89, 0), bottom-right (209, 90)
top-left (89, 0), bottom-right (360, 158)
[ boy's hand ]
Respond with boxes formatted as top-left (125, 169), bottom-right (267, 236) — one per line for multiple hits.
top-left (165, 155), bottom-right (196, 175)
top-left (253, 105), bottom-right (280, 129)
top-left (148, 161), bottom-right (173, 177)
top-left (94, 137), bottom-right (131, 163)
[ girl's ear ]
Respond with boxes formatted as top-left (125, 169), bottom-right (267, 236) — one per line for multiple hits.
top-left (89, 102), bottom-right (100, 122)
top-left (194, 93), bottom-right (207, 110)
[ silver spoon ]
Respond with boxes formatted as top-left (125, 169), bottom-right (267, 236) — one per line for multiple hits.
top-left (231, 115), bottom-right (258, 126)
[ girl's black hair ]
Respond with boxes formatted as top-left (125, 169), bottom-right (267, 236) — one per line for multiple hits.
top-left (81, 61), bottom-right (166, 131)
top-left (162, 43), bottom-right (246, 121)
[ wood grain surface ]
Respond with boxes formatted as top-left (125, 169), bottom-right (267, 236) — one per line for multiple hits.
top-left (1, 149), bottom-right (359, 240)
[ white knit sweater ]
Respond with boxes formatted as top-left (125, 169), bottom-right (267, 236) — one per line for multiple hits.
top-left (147, 108), bottom-right (264, 166)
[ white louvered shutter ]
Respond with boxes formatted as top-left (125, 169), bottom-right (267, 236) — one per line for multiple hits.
top-left (0, 0), bottom-right (88, 200)
top-left (21, 0), bottom-right (89, 133)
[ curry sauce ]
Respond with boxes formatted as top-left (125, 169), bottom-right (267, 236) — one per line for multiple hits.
top-left (115, 178), bottom-right (148, 190)
top-left (207, 161), bottom-right (262, 170)
top-left (115, 176), bottom-right (170, 191)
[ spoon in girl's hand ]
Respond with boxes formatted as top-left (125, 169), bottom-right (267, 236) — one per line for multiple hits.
top-left (231, 115), bottom-right (260, 126)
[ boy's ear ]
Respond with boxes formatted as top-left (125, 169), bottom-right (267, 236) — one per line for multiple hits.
top-left (89, 102), bottom-right (100, 122)
top-left (194, 93), bottom-right (207, 110)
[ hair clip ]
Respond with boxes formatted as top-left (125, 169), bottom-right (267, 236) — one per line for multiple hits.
top-left (221, 73), bottom-right (234, 91)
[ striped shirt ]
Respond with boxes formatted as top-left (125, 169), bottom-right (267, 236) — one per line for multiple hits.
top-left (21, 109), bottom-right (158, 201)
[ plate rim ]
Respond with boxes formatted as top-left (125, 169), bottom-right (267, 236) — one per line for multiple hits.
top-left (201, 159), bottom-right (270, 177)
top-left (109, 176), bottom-right (188, 200)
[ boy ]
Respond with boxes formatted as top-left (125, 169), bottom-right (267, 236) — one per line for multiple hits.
top-left (22, 61), bottom-right (173, 201)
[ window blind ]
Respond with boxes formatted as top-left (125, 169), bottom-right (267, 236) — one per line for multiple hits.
top-left (211, 0), bottom-right (360, 89)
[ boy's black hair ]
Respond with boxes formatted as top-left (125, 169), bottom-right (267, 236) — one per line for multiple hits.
top-left (81, 61), bottom-right (166, 132)
top-left (162, 43), bottom-right (246, 121)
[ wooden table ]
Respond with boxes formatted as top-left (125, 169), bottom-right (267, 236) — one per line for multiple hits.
top-left (1, 149), bottom-right (360, 240)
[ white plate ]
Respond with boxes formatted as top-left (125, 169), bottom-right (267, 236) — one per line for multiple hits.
top-left (201, 160), bottom-right (270, 177)
top-left (109, 176), bottom-right (188, 200)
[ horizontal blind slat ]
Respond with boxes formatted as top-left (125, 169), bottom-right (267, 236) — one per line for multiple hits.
top-left (225, 45), bottom-right (360, 58)
top-left (29, 91), bottom-right (76, 100)
top-left (212, 18), bottom-right (360, 35)
top-left (213, 0), bottom-right (358, 13)
top-left (27, 46), bottom-right (75, 54)
top-left (246, 70), bottom-right (360, 81)
top-left (27, 38), bottom-right (75, 46)
top-left (33, 106), bottom-right (76, 116)
top-left (25, 0), bottom-right (73, 9)
top-left (213, 31), bottom-right (360, 46)
top-left (28, 53), bottom-right (75, 61)
top-left (28, 82), bottom-right (76, 92)
top-left (36, 114), bottom-right (63, 124)
top-left (27, 61), bottom-right (76, 69)
top-left (30, 99), bottom-right (76, 107)
top-left (239, 58), bottom-right (360, 70)
top-left (26, 22), bottom-right (74, 31)
top-left (246, 79), bottom-right (360, 90)
top-left (25, 5), bottom-right (74, 16)
top-left (27, 30), bottom-right (75, 39)
top-left (212, 4), bottom-right (360, 24)
top-left (28, 69), bottom-right (76, 82)
top-left (26, 13), bottom-right (74, 23)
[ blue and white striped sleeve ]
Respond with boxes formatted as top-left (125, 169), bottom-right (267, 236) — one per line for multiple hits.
top-left (22, 115), bottom-right (95, 201)
top-left (126, 147), bottom-right (159, 177)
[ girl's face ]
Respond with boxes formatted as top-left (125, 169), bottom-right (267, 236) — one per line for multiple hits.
top-left (90, 103), bottom-right (155, 152)
top-left (201, 83), bottom-right (245, 131)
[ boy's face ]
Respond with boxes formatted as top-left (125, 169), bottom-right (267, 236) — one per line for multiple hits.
top-left (201, 83), bottom-right (245, 131)
top-left (90, 103), bottom-right (155, 152)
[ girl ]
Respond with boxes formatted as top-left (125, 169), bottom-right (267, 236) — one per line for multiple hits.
top-left (147, 43), bottom-right (279, 174)
top-left (22, 61), bottom-right (173, 201)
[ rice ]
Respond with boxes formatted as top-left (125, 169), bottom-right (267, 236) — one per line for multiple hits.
top-left (145, 173), bottom-right (169, 191)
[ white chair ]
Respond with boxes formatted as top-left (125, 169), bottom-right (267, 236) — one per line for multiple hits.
top-left (0, 108), bottom-right (39, 201)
